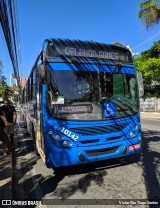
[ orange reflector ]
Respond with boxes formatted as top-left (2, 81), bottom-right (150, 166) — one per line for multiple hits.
top-left (129, 143), bottom-right (141, 151)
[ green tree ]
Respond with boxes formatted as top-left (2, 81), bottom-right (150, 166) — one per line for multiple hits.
top-left (134, 41), bottom-right (160, 97)
top-left (138, 0), bottom-right (160, 30)
top-left (0, 60), bottom-right (11, 98)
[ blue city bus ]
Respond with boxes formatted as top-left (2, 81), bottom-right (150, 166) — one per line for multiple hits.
top-left (21, 38), bottom-right (144, 171)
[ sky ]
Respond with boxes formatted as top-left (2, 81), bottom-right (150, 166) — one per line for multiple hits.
top-left (0, 0), bottom-right (160, 85)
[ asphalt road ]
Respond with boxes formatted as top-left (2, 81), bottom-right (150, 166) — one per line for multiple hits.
top-left (12, 116), bottom-right (160, 208)
top-left (141, 118), bottom-right (160, 131)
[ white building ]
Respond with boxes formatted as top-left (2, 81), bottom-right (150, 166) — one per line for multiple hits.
top-left (132, 53), bottom-right (140, 59)
top-left (10, 74), bottom-right (17, 87)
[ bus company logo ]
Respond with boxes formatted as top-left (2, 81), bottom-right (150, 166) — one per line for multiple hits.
top-left (1, 200), bottom-right (41, 206)
top-left (2, 200), bottom-right (11, 205)
top-left (103, 103), bottom-right (116, 118)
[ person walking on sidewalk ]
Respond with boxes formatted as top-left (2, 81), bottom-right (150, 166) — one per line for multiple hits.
top-left (0, 98), bottom-right (17, 144)
top-left (0, 109), bottom-right (12, 155)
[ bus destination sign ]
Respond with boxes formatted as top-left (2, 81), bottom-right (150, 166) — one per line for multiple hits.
top-left (58, 47), bottom-right (119, 60)
top-left (46, 40), bottom-right (132, 62)
top-left (57, 104), bottom-right (93, 114)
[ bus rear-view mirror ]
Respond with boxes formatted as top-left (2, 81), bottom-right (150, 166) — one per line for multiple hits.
top-left (136, 72), bottom-right (144, 98)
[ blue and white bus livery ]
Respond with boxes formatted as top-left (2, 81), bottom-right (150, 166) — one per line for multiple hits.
top-left (21, 38), bottom-right (143, 170)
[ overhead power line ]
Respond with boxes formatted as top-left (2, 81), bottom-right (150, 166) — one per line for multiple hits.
top-left (132, 31), bottom-right (160, 51)
top-left (0, 0), bottom-right (22, 89)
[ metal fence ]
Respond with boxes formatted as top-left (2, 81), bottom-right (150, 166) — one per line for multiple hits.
top-left (140, 97), bottom-right (160, 112)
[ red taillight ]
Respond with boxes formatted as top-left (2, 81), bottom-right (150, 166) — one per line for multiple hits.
top-left (129, 143), bottom-right (141, 151)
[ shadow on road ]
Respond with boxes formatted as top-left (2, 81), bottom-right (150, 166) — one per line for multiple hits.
top-left (24, 158), bottom-right (126, 201)
top-left (0, 155), bottom-right (12, 199)
top-left (12, 121), bottom-right (39, 200)
top-left (141, 130), bottom-right (160, 207)
top-left (20, 156), bottom-right (126, 200)
top-left (53, 169), bottom-right (107, 199)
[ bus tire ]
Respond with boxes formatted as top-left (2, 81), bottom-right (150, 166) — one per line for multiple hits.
top-left (32, 126), bottom-right (39, 156)
top-left (53, 167), bottom-right (66, 176)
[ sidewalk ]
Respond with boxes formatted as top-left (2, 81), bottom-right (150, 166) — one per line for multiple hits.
top-left (0, 142), bottom-right (12, 205)
top-left (140, 112), bottom-right (160, 120)
top-left (0, 136), bottom-right (22, 207)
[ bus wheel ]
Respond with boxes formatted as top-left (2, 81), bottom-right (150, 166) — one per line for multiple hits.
top-left (53, 167), bottom-right (66, 176)
top-left (32, 127), bottom-right (39, 156)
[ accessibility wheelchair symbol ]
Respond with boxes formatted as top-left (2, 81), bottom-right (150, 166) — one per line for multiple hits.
top-left (103, 103), bottom-right (116, 118)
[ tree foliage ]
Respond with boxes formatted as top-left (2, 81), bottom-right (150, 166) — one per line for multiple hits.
top-left (134, 40), bottom-right (160, 97)
top-left (0, 60), bottom-right (11, 98)
top-left (138, 0), bottom-right (160, 30)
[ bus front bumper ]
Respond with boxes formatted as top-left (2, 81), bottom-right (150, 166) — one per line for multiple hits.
top-left (45, 136), bottom-right (141, 168)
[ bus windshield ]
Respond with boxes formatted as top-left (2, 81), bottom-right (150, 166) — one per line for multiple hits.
top-left (47, 69), bottom-right (138, 120)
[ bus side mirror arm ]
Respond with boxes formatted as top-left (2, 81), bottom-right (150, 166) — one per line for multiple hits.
top-left (41, 51), bottom-right (46, 62)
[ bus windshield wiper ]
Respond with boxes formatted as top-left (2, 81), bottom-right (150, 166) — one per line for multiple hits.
top-left (106, 62), bottom-right (122, 82)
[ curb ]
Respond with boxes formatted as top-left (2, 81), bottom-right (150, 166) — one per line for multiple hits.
top-left (140, 112), bottom-right (160, 120)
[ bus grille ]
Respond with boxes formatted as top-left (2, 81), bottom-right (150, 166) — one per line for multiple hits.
top-left (69, 123), bottom-right (128, 136)
top-left (80, 139), bottom-right (99, 144)
top-left (86, 146), bottom-right (120, 156)
top-left (107, 136), bottom-right (122, 141)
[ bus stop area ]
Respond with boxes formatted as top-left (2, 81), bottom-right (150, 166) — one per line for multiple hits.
top-left (0, 113), bottom-right (28, 203)
top-left (0, 111), bottom-right (160, 203)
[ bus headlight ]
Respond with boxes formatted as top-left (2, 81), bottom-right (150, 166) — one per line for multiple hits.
top-left (51, 134), bottom-right (77, 147)
top-left (130, 131), bottom-right (135, 137)
top-left (48, 130), bottom-right (54, 134)
top-left (63, 140), bottom-right (69, 146)
top-left (55, 134), bottom-right (61, 140)
top-left (135, 126), bottom-right (140, 131)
